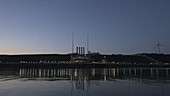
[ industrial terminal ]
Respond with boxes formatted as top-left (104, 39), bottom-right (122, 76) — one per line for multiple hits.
top-left (0, 33), bottom-right (170, 68)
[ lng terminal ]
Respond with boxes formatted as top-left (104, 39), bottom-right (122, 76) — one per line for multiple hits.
top-left (0, 50), bottom-right (170, 68)
top-left (0, 33), bottom-right (169, 68)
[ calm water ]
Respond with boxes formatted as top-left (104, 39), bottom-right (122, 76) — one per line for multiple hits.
top-left (0, 67), bottom-right (170, 96)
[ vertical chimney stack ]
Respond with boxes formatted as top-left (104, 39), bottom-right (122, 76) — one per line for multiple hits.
top-left (79, 47), bottom-right (81, 54)
top-left (83, 47), bottom-right (85, 55)
top-left (76, 46), bottom-right (86, 55)
top-left (76, 47), bottom-right (78, 54)
top-left (81, 47), bottom-right (83, 54)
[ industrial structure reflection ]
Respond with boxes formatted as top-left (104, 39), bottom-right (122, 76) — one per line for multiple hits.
top-left (18, 68), bottom-right (170, 80)
top-left (0, 68), bottom-right (169, 82)
top-left (1, 67), bottom-right (170, 96)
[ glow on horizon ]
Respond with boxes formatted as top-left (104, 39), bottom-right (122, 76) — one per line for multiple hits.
top-left (0, 0), bottom-right (170, 54)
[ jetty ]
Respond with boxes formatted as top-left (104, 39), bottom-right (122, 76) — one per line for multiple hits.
top-left (0, 53), bottom-right (170, 68)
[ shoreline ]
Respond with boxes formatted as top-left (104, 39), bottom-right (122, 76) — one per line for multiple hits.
top-left (0, 63), bottom-right (170, 68)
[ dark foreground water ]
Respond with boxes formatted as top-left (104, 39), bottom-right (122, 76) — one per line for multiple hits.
top-left (0, 67), bottom-right (170, 96)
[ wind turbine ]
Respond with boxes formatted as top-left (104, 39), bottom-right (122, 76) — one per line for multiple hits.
top-left (153, 39), bottom-right (165, 54)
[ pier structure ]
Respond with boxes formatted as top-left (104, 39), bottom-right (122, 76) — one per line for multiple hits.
top-left (16, 68), bottom-right (170, 81)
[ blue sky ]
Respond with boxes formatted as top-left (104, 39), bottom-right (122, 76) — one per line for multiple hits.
top-left (0, 0), bottom-right (170, 54)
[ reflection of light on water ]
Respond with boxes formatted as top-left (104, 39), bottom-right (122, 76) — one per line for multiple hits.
top-left (1, 68), bottom-right (170, 85)
top-left (92, 68), bottom-right (95, 76)
top-left (1, 68), bottom-right (170, 96)
top-left (74, 69), bottom-right (77, 77)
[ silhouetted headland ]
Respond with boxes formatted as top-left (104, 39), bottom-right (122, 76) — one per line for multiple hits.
top-left (0, 53), bottom-right (170, 68)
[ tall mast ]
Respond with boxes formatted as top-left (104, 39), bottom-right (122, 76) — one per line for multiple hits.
top-left (87, 32), bottom-right (89, 54)
top-left (72, 32), bottom-right (74, 54)
top-left (157, 39), bottom-right (161, 54)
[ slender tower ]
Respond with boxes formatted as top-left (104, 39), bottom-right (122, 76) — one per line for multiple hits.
top-left (157, 39), bottom-right (161, 54)
top-left (72, 32), bottom-right (74, 54)
top-left (87, 32), bottom-right (89, 54)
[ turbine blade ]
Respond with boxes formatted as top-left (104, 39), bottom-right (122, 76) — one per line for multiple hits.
top-left (152, 45), bottom-right (158, 50)
top-left (159, 44), bottom-right (166, 47)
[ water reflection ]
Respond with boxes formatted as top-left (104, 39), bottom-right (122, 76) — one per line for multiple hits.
top-left (0, 68), bottom-right (170, 83)
top-left (1, 67), bottom-right (170, 96)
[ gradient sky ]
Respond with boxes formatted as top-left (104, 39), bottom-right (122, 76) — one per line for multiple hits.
top-left (0, 0), bottom-right (170, 54)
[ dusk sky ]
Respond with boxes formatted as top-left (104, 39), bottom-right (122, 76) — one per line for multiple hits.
top-left (0, 0), bottom-right (170, 54)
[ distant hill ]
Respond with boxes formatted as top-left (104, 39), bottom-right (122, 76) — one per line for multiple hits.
top-left (0, 53), bottom-right (169, 64)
